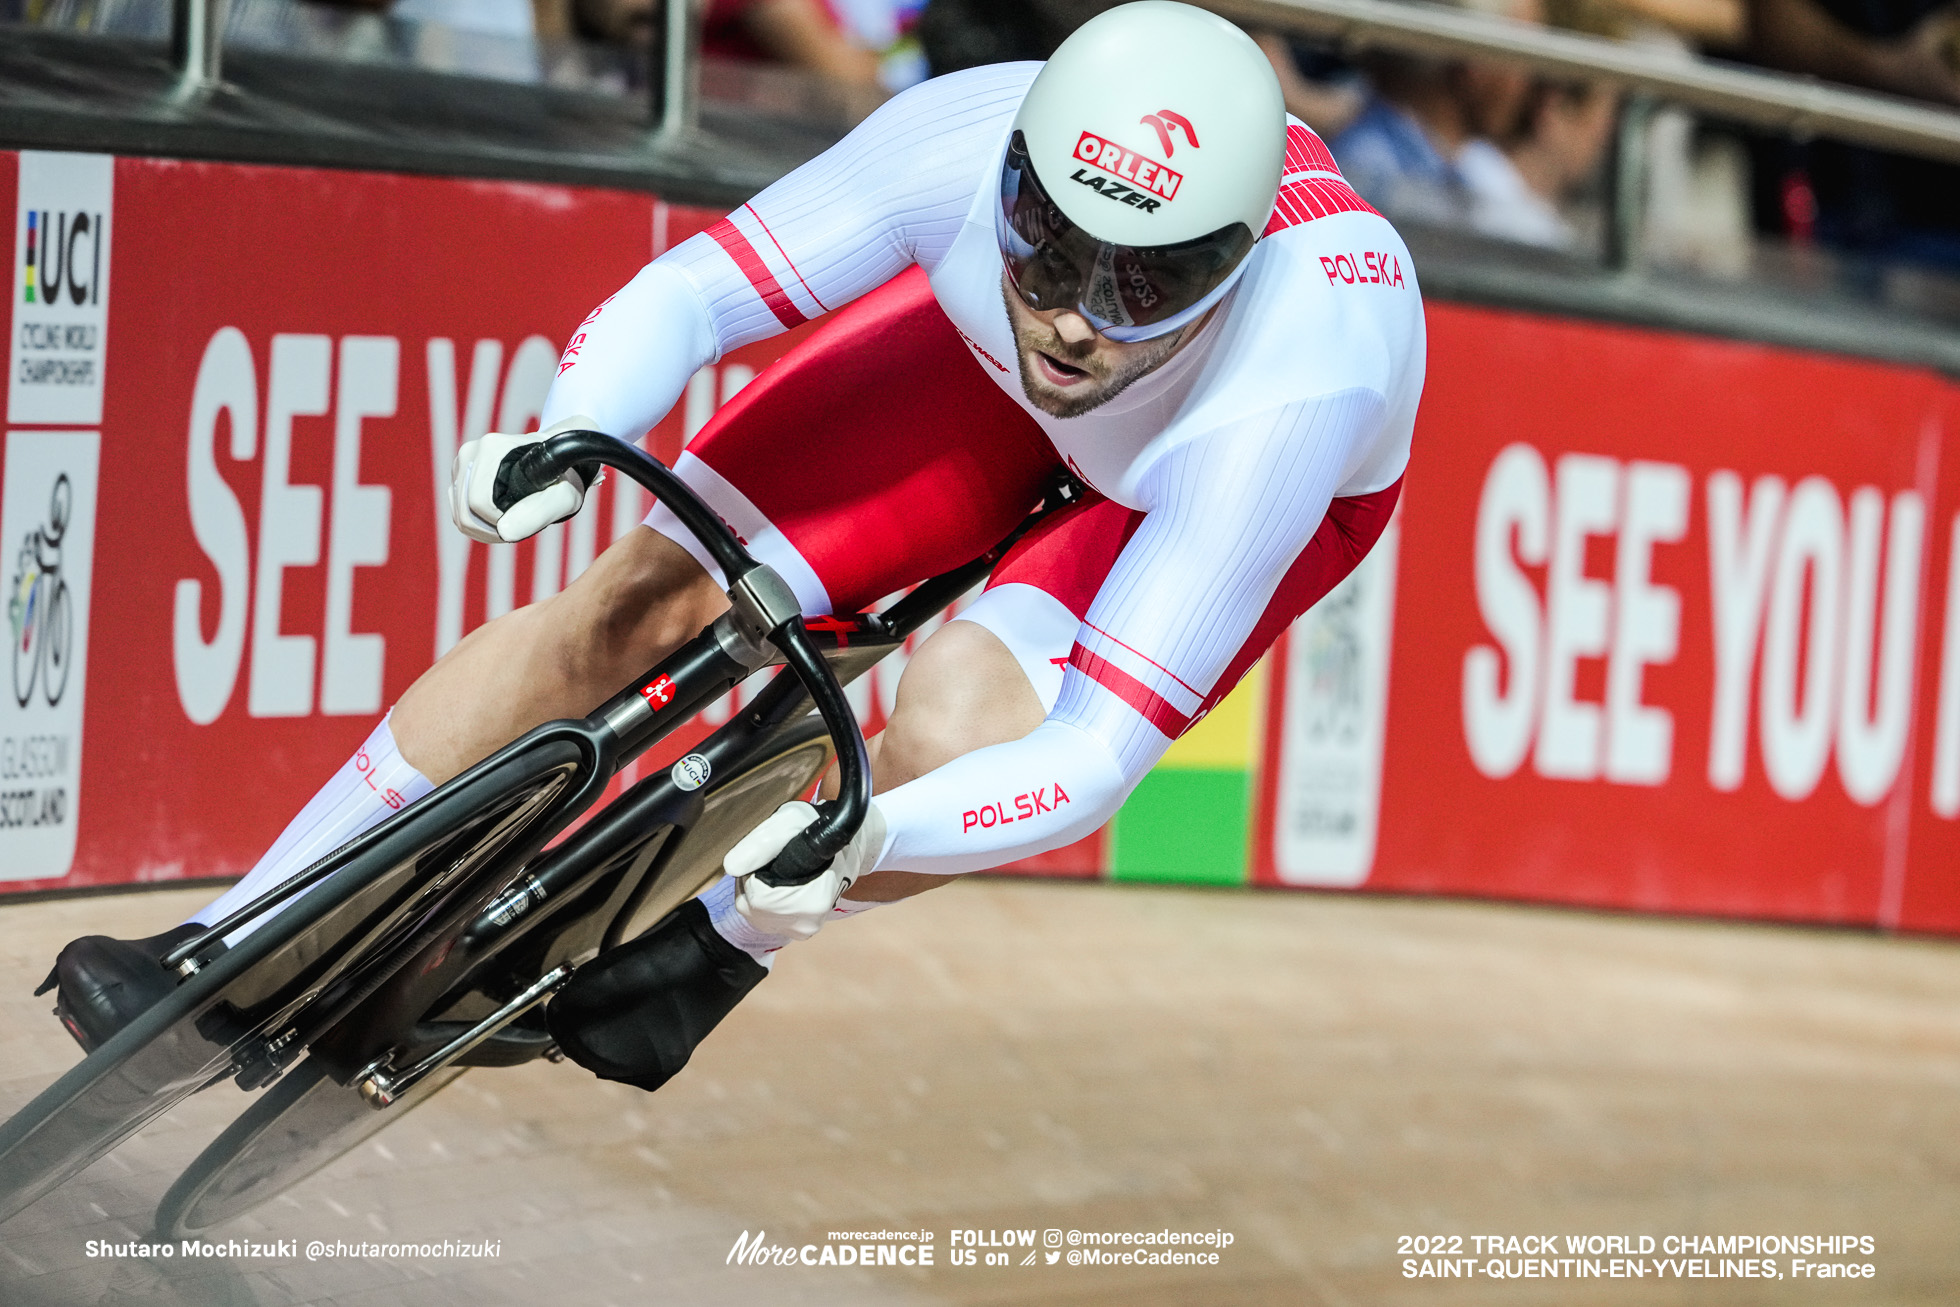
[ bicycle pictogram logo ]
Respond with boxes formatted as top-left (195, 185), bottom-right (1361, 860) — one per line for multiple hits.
top-left (9, 472), bottom-right (75, 709)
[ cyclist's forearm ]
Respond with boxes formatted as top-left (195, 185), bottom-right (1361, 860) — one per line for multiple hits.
top-left (540, 259), bottom-right (719, 438)
top-left (870, 720), bottom-right (1131, 876)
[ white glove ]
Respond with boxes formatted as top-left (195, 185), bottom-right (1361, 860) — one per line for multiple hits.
top-left (450, 414), bottom-right (603, 544)
top-left (727, 800), bottom-right (889, 941)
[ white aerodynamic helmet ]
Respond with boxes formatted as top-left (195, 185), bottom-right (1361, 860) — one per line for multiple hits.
top-left (996, 1), bottom-right (1286, 341)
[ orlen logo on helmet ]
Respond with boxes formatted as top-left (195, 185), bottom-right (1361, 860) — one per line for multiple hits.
top-left (1139, 110), bottom-right (1199, 157)
top-left (1073, 132), bottom-right (1183, 202)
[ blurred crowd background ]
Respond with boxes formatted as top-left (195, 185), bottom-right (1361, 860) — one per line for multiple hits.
top-left (6, 0), bottom-right (1960, 308)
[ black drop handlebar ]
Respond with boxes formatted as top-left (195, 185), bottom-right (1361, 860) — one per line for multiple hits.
top-left (499, 431), bottom-right (870, 888)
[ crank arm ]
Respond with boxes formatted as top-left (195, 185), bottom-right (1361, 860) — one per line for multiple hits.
top-left (356, 963), bottom-right (572, 1109)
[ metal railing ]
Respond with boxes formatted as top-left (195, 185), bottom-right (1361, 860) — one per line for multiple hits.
top-left (1206, 0), bottom-right (1960, 274)
top-left (649, 0), bottom-right (703, 143)
top-left (161, 0), bottom-right (706, 137)
top-left (170, 0), bottom-right (229, 100)
top-left (160, 0), bottom-right (1960, 184)
top-left (1205, 0), bottom-right (1960, 166)
top-left (160, 0), bottom-right (1960, 163)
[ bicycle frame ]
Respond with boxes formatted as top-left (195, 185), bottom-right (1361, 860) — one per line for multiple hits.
top-left (301, 457), bottom-right (1076, 1095)
top-left (155, 433), bottom-right (1075, 1095)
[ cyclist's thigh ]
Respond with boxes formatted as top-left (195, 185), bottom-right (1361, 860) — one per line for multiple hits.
top-left (953, 477), bottom-right (1404, 722)
top-left (646, 265), bottom-right (1057, 616)
top-left (552, 522), bottom-right (729, 645)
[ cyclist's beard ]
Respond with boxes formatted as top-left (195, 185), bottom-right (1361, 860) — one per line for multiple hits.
top-left (1001, 279), bottom-right (1187, 419)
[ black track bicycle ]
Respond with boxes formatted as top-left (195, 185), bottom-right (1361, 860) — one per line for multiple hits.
top-left (0, 431), bottom-right (1074, 1239)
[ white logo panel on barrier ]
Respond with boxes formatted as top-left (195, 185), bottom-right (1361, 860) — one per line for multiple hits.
top-left (10, 152), bottom-right (114, 426)
top-left (1273, 519), bottom-right (1399, 887)
top-left (1, 429), bottom-right (100, 879)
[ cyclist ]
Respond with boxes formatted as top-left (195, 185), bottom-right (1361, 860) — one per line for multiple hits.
top-left (45, 1), bottom-right (1423, 1091)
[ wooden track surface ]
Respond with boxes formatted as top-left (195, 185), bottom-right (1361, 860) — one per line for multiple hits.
top-left (1, 879), bottom-right (1956, 1305)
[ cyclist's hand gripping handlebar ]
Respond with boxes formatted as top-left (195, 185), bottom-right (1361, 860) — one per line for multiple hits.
top-left (500, 432), bottom-right (870, 887)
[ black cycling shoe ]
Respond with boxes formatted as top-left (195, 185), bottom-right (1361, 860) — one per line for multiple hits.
top-left (544, 898), bottom-right (767, 1093)
top-left (36, 922), bottom-right (216, 1054)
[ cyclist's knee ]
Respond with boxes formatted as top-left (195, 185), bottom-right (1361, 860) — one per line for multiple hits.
top-left (877, 619), bottom-right (1044, 789)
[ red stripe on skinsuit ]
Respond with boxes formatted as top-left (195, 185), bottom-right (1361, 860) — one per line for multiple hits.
top-left (1067, 644), bottom-right (1192, 738)
top-left (707, 217), bottom-right (807, 329)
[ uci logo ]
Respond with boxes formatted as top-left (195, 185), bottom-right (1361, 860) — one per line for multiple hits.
top-left (21, 210), bottom-right (104, 307)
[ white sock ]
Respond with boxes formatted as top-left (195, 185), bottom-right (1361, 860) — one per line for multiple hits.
top-left (188, 714), bottom-right (433, 943)
top-left (699, 874), bottom-right (891, 967)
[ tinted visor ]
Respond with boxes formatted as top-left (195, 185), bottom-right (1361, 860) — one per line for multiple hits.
top-left (997, 131), bottom-right (1255, 342)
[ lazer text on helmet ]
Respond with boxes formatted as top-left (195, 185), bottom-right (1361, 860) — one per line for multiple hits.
top-left (1071, 132), bottom-right (1183, 204)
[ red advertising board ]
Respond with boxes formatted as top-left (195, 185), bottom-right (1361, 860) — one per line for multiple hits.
top-left (1254, 302), bottom-right (1960, 932)
top-left (0, 149), bottom-right (820, 893)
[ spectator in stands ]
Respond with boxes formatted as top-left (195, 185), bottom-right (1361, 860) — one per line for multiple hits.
top-left (573, 0), bottom-right (887, 90)
top-left (917, 0), bottom-right (1084, 76)
top-left (1749, 0), bottom-right (1960, 103)
top-left (390, 0), bottom-right (537, 33)
top-left (1458, 77), bottom-right (1618, 247)
top-left (1327, 50), bottom-right (1470, 225)
top-left (828, 0), bottom-right (931, 88)
top-left (1328, 0), bottom-right (1542, 229)
top-left (1255, 34), bottom-right (1366, 140)
top-left (1546, 0), bottom-right (1754, 276)
top-left (1549, 0), bottom-right (1742, 45)
top-left (309, 0), bottom-right (545, 79)
top-left (1745, 0), bottom-right (1960, 271)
